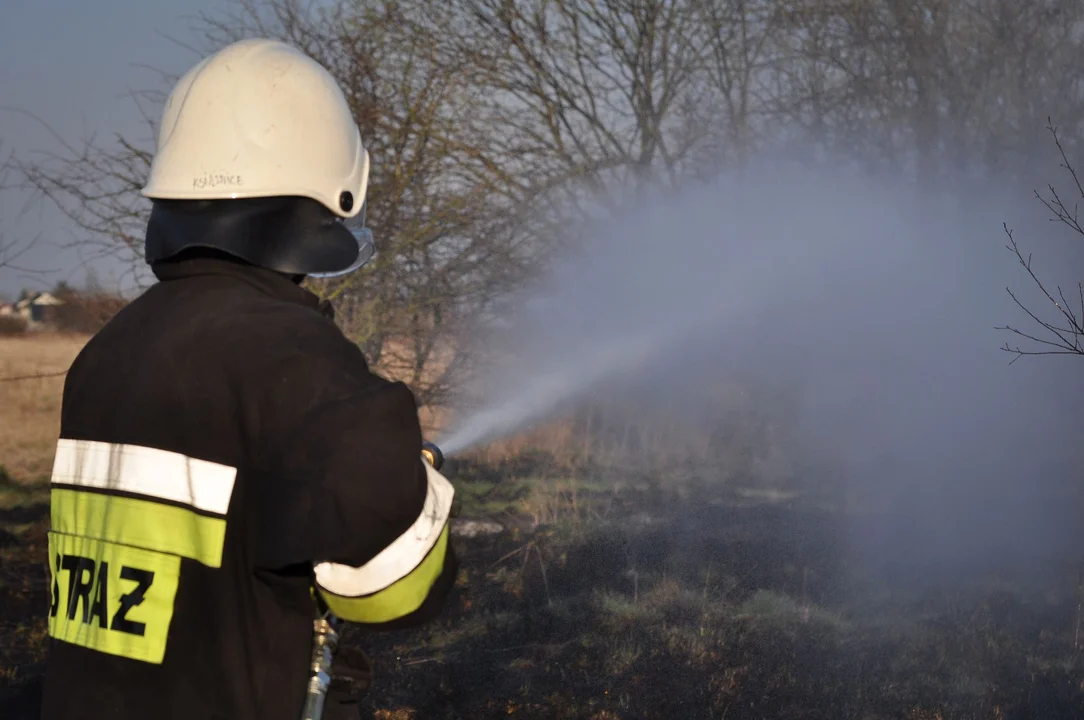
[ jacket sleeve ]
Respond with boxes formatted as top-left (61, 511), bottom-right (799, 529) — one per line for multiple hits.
top-left (254, 364), bottom-right (457, 627)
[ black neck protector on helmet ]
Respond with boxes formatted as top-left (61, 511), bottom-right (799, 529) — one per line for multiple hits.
top-left (144, 195), bottom-right (371, 277)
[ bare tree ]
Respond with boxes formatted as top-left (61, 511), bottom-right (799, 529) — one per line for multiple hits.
top-left (998, 120), bottom-right (1084, 363)
top-left (688, 0), bottom-right (787, 173)
top-left (765, 0), bottom-right (1084, 182)
top-left (436, 0), bottom-right (709, 214)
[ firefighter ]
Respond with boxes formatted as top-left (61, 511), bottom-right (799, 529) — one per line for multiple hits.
top-left (39, 38), bottom-right (458, 720)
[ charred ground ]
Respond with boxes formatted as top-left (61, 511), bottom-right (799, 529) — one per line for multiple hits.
top-left (4, 466), bottom-right (1084, 720)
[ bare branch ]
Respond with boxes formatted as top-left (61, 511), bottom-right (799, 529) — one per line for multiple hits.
top-left (0, 138), bottom-right (43, 273)
top-left (998, 223), bottom-right (1084, 362)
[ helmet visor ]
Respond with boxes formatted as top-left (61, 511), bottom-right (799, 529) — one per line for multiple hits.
top-left (310, 203), bottom-right (376, 279)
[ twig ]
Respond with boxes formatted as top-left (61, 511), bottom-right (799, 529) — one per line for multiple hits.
top-left (997, 223), bottom-right (1084, 363)
top-left (532, 543), bottom-right (552, 608)
top-left (491, 542), bottom-right (531, 568)
top-left (1074, 565), bottom-right (1083, 652)
top-left (700, 561), bottom-right (711, 636)
top-left (0, 370), bottom-right (68, 383)
top-left (490, 538), bottom-right (552, 606)
top-left (400, 640), bottom-right (576, 667)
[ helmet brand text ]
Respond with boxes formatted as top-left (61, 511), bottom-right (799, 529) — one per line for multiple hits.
top-left (192, 173), bottom-right (243, 190)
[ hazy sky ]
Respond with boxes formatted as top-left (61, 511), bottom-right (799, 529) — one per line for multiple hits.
top-left (0, 0), bottom-right (228, 298)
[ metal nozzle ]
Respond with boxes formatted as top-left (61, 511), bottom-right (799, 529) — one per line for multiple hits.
top-left (422, 441), bottom-right (458, 516)
top-left (421, 441), bottom-right (444, 470)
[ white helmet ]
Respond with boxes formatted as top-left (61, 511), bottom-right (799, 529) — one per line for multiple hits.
top-left (141, 38), bottom-right (373, 277)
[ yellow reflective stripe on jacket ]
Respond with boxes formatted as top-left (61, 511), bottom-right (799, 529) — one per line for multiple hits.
top-left (47, 438), bottom-right (238, 664)
top-left (318, 524), bottom-right (450, 624)
top-left (48, 532), bottom-right (181, 665)
top-left (51, 488), bottom-right (227, 568)
top-left (313, 462), bottom-right (455, 623)
top-left (314, 463), bottom-right (454, 595)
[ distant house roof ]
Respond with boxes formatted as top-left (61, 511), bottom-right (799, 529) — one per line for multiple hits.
top-left (33, 292), bottom-right (64, 306)
top-left (15, 291), bottom-right (65, 309)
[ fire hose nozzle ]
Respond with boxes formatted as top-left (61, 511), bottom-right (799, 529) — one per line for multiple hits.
top-left (421, 441), bottom-right (459, 517)
top-left (421, 441), bottom-right (444, 471)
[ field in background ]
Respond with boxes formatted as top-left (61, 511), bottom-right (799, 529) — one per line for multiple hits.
top-left (3, 336), bottom-right (1084, 719)
top-left (0, 334), bottom-right (88, 487)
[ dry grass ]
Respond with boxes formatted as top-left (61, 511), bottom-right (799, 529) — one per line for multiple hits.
top-left (0, 333), bottom-right (89, 484)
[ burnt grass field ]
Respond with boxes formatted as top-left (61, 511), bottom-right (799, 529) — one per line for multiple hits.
top-left (3, 464), bottom-right (1084, 719)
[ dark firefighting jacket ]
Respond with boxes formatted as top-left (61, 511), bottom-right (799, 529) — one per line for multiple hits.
top-left (39, 255), bottom-right (458, 720)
